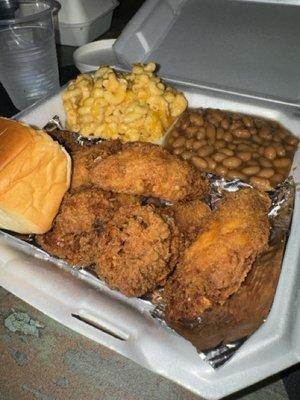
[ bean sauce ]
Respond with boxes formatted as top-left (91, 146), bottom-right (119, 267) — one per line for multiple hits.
top-left (165, 108), bottom-right (299, 191)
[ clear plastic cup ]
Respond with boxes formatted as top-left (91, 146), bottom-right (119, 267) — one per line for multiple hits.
top-left (0, 0), bottom-right (60, 110)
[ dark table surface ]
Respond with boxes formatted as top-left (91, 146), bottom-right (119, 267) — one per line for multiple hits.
top-left (0, 0), bottom-right (299, 399)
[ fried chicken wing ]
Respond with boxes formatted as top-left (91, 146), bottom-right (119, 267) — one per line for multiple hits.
top-left (95, 204), bottom-right (181, 297)
top-left (164, 188), bottom-right (271, 321)
top-left (71, 140), bottom-right (122, 189)
top-left (36, 187), bottom-right (139, 266)
top-left (89, 142), bottom-right (209, 202)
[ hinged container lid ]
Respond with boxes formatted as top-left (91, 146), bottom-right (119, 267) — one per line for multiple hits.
top-left (113, 0), bottom-right (300, 104)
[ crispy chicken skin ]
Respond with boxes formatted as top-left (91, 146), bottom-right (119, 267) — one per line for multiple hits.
top-left (71, 140), bottom-right (122, 189)
top-left (164, 189), bottom-right (271, 321)
top-left (89, 142), bottom-right (209, 202)
top-left (36, 188), bottom-right (139, 266)
top-left (166, 200), bottom-right (211, 244)
top-left (95, 204), bottom-right (181, 297)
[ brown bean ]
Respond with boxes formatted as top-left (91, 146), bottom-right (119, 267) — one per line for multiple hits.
top-left (277, 129), bottom-right (287, 140)
top-left (228, 144), bottom-right (237, 150)
top-left (252, 135), bottom-right (262, 144)
top-left (259, 127), bottom-right (272, 140)
top-left (196, 139), bottom-right (207, 148)
top-left (264, 146), bottom-right (276, 160)
top-left (273, 136), bottom-right (281, 143)
top-left (223, 156), bottom-right (242, 169)
top-left (205, 157), bottom-right (217, 170)
top-left (242, 166), bottom-right (260, 176)
top-left (237, 144), bottom-right (254, 152)
top-left (258, 168), bottom-right (275, 179)
top-left (252, 152), bottom-right (260, 159)
top-left (221, 118), bottom-right (230, 130)
top-left (215, 165), bottom-right (228, 176)
top-left (216, 127), bottom-right (225, 139)
top-left (196, 130), bottom-right (206, 140)
top-left (211, 110), bottom-right (223, 122)
top-left (220, 148), bottom-right (234, 156)
top-left (273, 158), bottom-right (291, 168)
top-left (272, 173), bottom-right (284, 184)
top-left (173, 136), bottom-right (185, 148)
top-left (186, 126), bottom-right (198, 138)
top-left (285, 135), bottom-right (298, 146)
top-left (258, 147), bottom-right (265, 155)
top-left (171, 129), bottom-right (180, 138)
top-left (173, 147), bottom-right (185, 155)
top-left (181, 151), bottom-right (193, 160)
top-left (249, 127), bottom-right (258, 136)
top-left (250, 176), bottom-right (271, 191)
top-left (247, 159), bottom-right (259, 166)
top-left (237, 151), bottom-right (252, 162)
top-left (233, 128), bottom-right (251, 139)
top-left (190, 113), bottom-right (204, 126)
top-left (185, 138), bottom-right (194, 149)
top-left (214, 140), bottom-right (226, 149)
top-left (223, 132), bottom-right (233, 142)
top-left (227, 170), bottom-right (246, 180)
top-left (198, 145), bottom-right (214, 157)
top-left (167, 136), bottom-right (174, 146)
top-left (231, 120), bottom-right (243, 130)
top-left (242, 116), bottom-right (254, 128)
top-left (192, 140), bottom-right (203, 150)
top-left (259, 157), bottom-right (272, 168)
top-left (286, 145), bottom-right (295, 152)
top-left (191, 156), bottom-right (208, 169)
top-left (206, 124), bottom-right (216, 140)
top-left (212, 152), bottom-right (227, 162)
top-left (275, 146), bottom-right (286, 157)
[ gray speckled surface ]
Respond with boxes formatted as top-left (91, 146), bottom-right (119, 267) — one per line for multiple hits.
top-left (0, 287), bottom-right (289, 400)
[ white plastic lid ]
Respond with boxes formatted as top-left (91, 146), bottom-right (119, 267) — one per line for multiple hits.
top-left (113, 0), bottom-right (300, 105)
top-left (73, 39), bottom-right (117, 73)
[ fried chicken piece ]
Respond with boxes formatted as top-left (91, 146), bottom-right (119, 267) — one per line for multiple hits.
top-left (164, 188), bottom-right (271, 321)
top-left (95, 204), bottom-right (181, 297)
top-left (89, 142), bottom-right (209, 202)
top-left (71, 140), bottom-right (122, 189)
top-left (36, 187), bottom-right (139, 266)
top-left (166, 199), bottom-right (211, 244)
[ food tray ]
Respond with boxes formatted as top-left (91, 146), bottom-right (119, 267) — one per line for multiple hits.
top-left (1, 85), bottom-right (300, 400)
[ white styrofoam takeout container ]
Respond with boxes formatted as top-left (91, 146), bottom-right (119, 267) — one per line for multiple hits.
top-left (1, 0), bottom-right (300, 398)
top-left (0, 84), bottom-right (299, 400)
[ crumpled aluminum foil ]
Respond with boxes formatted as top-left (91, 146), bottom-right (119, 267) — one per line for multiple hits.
top-left (1, 116), bottom-right (295, 369)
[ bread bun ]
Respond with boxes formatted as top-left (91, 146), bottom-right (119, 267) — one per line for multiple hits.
top-left (0, 117), bottom-right (71, 234)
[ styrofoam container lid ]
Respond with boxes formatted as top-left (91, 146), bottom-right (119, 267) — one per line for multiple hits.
top-left (73, 39), bottom-right (117, 73)
top-left (113, 0), bottom-right (300, 105)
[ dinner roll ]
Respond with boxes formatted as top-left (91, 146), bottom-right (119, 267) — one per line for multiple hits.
top-left (0, 117), bottom-right (71, 234)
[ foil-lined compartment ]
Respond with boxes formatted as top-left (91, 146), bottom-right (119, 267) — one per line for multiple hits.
top-left (1, 116), bottom-right (295, 369)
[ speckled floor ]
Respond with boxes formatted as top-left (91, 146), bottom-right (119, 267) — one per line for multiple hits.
top-left (0, 287), bottom-right (289, 400)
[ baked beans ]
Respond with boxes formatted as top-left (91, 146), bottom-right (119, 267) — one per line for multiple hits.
top-left (165, 108), bottom-right (299, 190)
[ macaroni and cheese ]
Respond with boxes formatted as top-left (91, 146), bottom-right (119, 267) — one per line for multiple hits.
top-left (63, 63), bottom-right (187, 142)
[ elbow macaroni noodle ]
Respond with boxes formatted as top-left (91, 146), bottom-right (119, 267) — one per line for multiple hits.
top-left (63, 63), bottom-right (188, 142)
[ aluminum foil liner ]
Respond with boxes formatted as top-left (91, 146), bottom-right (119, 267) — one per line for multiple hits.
top-left (1, 117), bottom-right (295, 369)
